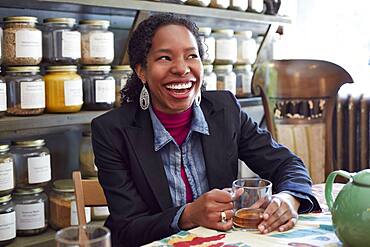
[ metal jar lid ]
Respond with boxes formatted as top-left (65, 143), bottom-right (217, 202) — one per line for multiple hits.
top-left (43, 17), bottom-right (76, 25)
top-left (4, 16), bottom-right (38, 23)
top-left (214, 64), bottom-right (233, 72)
top-left (199, 27), bottom-right (212, 36)
top-left (213, 29), bottom-right (234, 37)
top-left (203, 64), bottom-right (214, 73)
top-left (81, 65), bottom-right (111, 72)
top-left (13, 139), bottom-right (45, 148)
top-left (14, 187), bottom-right (44, 195)
top-left (52, 179), bottom-right (74, 193)
top-left (46, 65), bottom-right (78, 72)
top-left (0, 144), bottom-right (10, 152)
top-left (234, 64), bottom-right (252, 70)
top-left (0, 194), bottom-right (12, 203)
top-left (79, 19), bottom-right (110, 27)
top-left (235, 30), bottom-right (253, 39)
top-left (6, 66), bottom-right (40, 73)
top-left (111, 65), bottom-right (131, 71)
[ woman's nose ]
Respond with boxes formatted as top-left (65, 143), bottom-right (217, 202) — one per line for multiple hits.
top-left (171, 60), bottom-right (190, 76)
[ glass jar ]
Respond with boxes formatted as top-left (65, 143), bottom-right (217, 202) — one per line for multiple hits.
top-left (2, 16), bottom-right (42, 66)
top-left (235, 31), bottom-right (257, 65)
top-left (81, 66), bottom-right (115, 110)
top-left (248, 0), bottom-right (264, 13)
top-left (0, 72), bottom-right (6, 117)
top-left (0, 145), bottom-right (15, 197)
top-left (185, 0), bottom-right (211, 7)
top-left (0, 195), bottom-right (15, 246)
top-left (229, 0), bottom-right (248, 11)
top-left (5, 66), bottom-right (45, 116)
top-left (213, 29), bottom-right (237, 65)
top-left (11, 139), bottom-right (51, 189)
top-left (44, 65), bottom-right (83, 113)
top-left (209, 0), bottom-right (230, 9)
top-left (43, 18), bottom-right (81, 65)
top-left (111, 65), bottom-right (132, 107)
top-left (203, 65), bottom-right (217, 91)
top-left (214, 65), bottom-right (236, 95)
top-left (49, 179), bottom-right (91, 230)
top-left (13, 187), bottom-right (48, 236)
top-left (79, 20), bottom-right (114, 65)
top-left (235, 64), bottom-right (253, 98)
top-left (199, 27), bottom-right (215, 65)
top-left (80, 131), bottom-right (97, 178)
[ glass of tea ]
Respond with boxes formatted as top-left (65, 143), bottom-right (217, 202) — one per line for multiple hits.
top-left (232, 178), bottom-right (272, 231)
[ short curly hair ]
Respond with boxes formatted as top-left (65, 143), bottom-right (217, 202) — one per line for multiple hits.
top-left (120, 13), bottom-right (205, 104)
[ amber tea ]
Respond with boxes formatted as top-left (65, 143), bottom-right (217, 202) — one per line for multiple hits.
top-left (233, 208), bottom-right (264, 230)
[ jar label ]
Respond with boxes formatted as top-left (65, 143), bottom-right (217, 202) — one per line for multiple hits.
top-left (236, 73), bottom-right (252, 94)
top-left (93, 206), bottom-right (110, 217)
top-left (0, 83), bottom-right (6, 111)
top-left (204, 38), bottom-right (215, 62)
top-left (225, 74), bottom-right (237, 95)
top-left (0, 160), bottom-right (14, 191)
top-left (120, 78), bottom-right (128, 90)
top-left (239, 40), bottom-right (257, 64)
top-left (204, 74), bottom-right (217, 91)
top-left (0, 211), bottom-right (16, 241)
top-left (216, 39), bottom-right (237, 61)
top-left (64, 79), bottom-right (83, 106)
top-left (27, 154), bottom-right (51, 184)
top-left (95, 79), bottom-right (115, 103)
top-left (62, 31), bottom-right (81, 59)
top-left (89, 32), bottom-right (114, 59)
top-left (233, 0), bottom-right (247, 7)
top-left (15, 30), bottom-right (42, 58)
top-left (70, 201), bottom-right (91, 225)
top-left (15, 203), bottom-right (45, 230)
top-left (20, 80), bottom-right (45, 109)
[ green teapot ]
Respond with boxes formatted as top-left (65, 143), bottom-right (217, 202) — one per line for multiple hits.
top-left (325, 169), bottom-right (370, 247)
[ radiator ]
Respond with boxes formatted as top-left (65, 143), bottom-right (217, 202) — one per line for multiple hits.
top-left (333, 93), bottom-right (370, 172)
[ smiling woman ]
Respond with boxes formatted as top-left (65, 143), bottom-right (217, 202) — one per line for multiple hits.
top-left (91, 13), bottom-right (320, 247)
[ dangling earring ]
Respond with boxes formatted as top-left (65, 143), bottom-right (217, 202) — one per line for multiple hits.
top-left (195, 91), bottom-right (201, 107)
top-left (140, 84), bottom-right (150, 110)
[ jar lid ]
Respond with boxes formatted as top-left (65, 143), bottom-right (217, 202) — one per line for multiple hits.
top-left (213, 29), bottom-right (234, 36)
top-left (0, 144), bottom-right (10, 152)
top-left (214, 64), bottom-right (233, 72)
top-left (111, 65), bottom-right (131, 71)
top-left (4, 16), bottom-right (38, 23)
top-left (6, 66), bottom-right (40, 73)
top-left (79, 19), bottom-right (110, 27)
top-left (0, 194), bottom-right (12, 203)
top-left (52, 179), bottom-right (75, 193)
top-left (203, 64), bottom-right (213, 73)
top-left (81, 66), bottom-right (111, 72)
top-left (234, 64), bottom-right (252, 70)
top-left (43, 17), bottom-right (76, 25)
top-left (235, 30), bottom-right (253, 39)
top-left (46, 65), bottom-right (78, 72)
top-left (199, 27), bottom-right (212, 36)
top-left (13, 139), bottom-right (45, 147)
top-left (14, 187), bottom-right (44, 195)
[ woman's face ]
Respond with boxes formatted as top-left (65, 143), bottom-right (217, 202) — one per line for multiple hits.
top-left (136, 24), bottom-right (203, 114)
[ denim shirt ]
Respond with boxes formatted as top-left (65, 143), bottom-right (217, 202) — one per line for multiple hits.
top-left (149, 103), bottom-right (210, 208)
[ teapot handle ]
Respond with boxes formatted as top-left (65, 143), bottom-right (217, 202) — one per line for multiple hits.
top-left (325, 170), bottom-right (352, 211)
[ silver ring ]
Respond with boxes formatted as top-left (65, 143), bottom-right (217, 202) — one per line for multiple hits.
top-left (221, 211), bottom-right (227, 223)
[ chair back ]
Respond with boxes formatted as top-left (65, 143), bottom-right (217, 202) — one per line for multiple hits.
top-left (72, 171), bottom-right (107, 225)
top-left (252, 59), bottom-right (353, 183)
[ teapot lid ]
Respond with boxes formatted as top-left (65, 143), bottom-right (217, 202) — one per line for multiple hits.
top-left (353, 169), bottom-right (370, 186)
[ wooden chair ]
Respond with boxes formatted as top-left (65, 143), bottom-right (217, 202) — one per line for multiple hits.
top-left (252, 59), bottom-right (353, 183)
top-left (72, 171), bottom-right (107, 225)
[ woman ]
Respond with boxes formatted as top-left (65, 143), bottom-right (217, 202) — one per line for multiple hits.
top-left (91, 13), bottom-right (320, 246)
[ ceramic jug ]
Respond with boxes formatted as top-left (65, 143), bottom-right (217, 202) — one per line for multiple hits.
top-left (325, 169), bottom-right (370, 247)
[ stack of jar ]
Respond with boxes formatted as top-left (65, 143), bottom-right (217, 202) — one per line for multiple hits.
top-left (183, 0), bottom-right (266, 14)
top-left (0, 139), bottom-right (51, 244)
top-left (200, 26), bottom-right (256, 98)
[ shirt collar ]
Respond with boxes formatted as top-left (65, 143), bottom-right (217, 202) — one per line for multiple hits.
top-left (149, 103), bottom-right (209, 151)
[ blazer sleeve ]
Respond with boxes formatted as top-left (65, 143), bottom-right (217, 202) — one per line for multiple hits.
top-left (227, 93), bottom-right (321, 212)
top-left (91, 117), bottom-right (180, 247)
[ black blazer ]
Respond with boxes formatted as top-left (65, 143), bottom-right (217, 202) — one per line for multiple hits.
top-left (91, 91), bottom-right (319, 246)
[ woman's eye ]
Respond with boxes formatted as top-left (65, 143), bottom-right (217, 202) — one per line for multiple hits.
top-left (158, 56), bottom-right (170, 61)
top-left (188, 54), bottom-right (199, 59)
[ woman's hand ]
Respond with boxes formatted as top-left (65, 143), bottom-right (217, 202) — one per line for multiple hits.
top-left (257, 192), bottom-right (300, 234)
top-left (179, 189), bottom-right (234, 231)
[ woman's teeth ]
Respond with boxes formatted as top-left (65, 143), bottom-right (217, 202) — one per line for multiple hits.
top-left (166, 82), bottom-right (192, 90)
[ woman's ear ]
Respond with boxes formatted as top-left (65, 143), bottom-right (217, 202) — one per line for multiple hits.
top-left (135, 64), bottom-right (146, 84)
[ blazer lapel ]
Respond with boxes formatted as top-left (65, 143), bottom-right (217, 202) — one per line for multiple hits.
top-left (125, 109), bottom-right (173, 210)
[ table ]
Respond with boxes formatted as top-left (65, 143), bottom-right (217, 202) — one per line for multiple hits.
top-left (146, 183), bottom-right (344, 247)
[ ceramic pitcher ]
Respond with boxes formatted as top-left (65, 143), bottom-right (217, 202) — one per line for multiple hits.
top-left (325, 169), bottom-right (370, 247)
